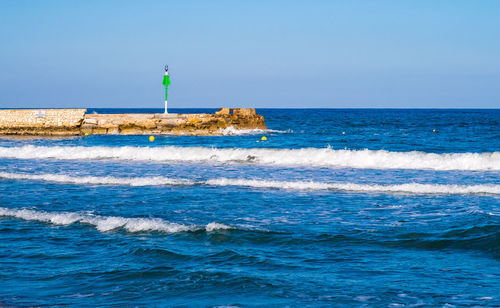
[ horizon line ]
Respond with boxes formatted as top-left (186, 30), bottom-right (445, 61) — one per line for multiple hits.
top-left (1, 107), bottom-right (498, 110)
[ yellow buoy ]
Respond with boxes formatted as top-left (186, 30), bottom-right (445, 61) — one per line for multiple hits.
top-left (84, 132), bottom-right (89, 136)
top-left (433, 129), bottom-right (436, 132)
top-left (261, 136), bottom-right (267, 141)
top-left (149, 136), bottom-right (155, 142)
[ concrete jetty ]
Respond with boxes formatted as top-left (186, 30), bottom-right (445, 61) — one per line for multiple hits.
top-left (0, 108), bottom-right (266, 136)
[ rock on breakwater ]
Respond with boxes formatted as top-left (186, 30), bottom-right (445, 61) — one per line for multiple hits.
top-left (0, 109), bottom-right (86, 136)
top-left (0, 108), bottom-right (266, 136)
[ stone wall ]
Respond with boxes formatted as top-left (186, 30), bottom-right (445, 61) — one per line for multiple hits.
top-left (0, 108), bottom-right (266, 136)
top-left (0, 109), bottom-right (86, 135)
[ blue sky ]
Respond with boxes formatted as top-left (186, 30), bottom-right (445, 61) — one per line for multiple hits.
top-left (0, 0), bottom-right (499, 108)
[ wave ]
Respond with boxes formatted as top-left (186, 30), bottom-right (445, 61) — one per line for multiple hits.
top-left (205, 178), bottom-right (500, 195)
top-left (219, 126), bottom-right (291, 135)
top-left (0, 207), bottom-right (232, 233)
top-left (1, 172), bottom-right (499, 195)
top-left (0, 145), bottom-right (498, 171)
top-left (2, 206), bottom-right (498, 256)
top-left (0, 172), bottom-right (194, 186)
top-left (383, 225), bottom-right (500, 253)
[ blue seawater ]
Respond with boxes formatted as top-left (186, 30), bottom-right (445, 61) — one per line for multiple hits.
top-left (0, 108), bottom-right (499, 307)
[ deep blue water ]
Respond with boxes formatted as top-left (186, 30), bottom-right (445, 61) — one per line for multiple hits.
top-left (0, 109), bottom-right (499, 307)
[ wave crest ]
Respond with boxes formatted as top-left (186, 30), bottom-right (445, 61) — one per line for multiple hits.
top-left (0, 145), bottom-right (498, 171)
top-left (219, 126), bottom-right (291, 135)
top-left (0, 207), bottom-right (232, 233)
top-left (1, 172), bottom-right (499, 195)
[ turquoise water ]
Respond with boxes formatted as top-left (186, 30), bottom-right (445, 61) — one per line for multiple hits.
top-left (0, 109), bottom-right (499, 306)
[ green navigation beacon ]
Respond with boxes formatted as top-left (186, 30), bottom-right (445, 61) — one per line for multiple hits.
top-left (162, 65), bottom-right (171, 113)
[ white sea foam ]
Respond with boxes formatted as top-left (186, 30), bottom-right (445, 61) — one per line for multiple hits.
top-left (0, 145), bottom-right (498, 171)
top-left (206, 222), bottom-right (233, 232)
top-left (0, 207), bottom-right (232, 233)
top-left (0, 172), bottom-right (193, 186)
top-left (0, 172), bottom-right (498, 195)
top-left (219, 126), bottom-right (291, 135)
top-left (205, 178), bottom-right (500, 195)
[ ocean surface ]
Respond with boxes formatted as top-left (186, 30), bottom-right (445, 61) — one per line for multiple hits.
top-left (0, 108), bottom-right (499, 307)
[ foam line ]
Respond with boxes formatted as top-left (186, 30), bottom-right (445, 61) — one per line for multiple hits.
top-left (219, 126), bottom-right (291, 135)
top-left (205, 178), bottom-right (500, 195)
top-left (0, 145), bottom-right (498, 171)
top-left (0, 207), bottom-right (232, 233)
top-left (1, 172), bottom-right (498, 195)
top-left (0, 172), bottom-right (193, 186)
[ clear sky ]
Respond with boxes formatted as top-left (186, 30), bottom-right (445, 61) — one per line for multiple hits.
top-left (0, 0), bottom-right (499, 108)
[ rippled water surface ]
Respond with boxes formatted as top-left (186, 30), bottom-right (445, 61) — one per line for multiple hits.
top-left (0, 109), bottom-right (499, 307)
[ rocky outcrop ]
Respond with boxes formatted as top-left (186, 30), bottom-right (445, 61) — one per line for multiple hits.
top-left (0, 108), bottom-right (266, 136)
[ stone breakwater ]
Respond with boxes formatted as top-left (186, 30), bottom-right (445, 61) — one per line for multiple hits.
top-left (0, 108), bottom-right (266, 136)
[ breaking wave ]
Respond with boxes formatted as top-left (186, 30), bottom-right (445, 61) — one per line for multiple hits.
top-left (0, 172), bottom-right (194, 186)
top-left (0, 207), bottom-right (232, 233)
top-left (219, 126), bottom-right (291, 135)
top-left (0, 145), bottom-right (498, 171)
top-left (1, 172), bottom-right (499, 195)
top-left (206, 178), bottom-right (500, 195)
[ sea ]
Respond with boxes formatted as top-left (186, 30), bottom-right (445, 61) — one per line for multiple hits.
top-left (0, 108), bottom-right (499, 307)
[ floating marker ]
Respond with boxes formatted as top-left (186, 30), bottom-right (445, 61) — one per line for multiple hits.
top-left (342, 131), bottom-right (345, 135)
top-left (149, 136), bottom-right (155, 142)
top-left (433, 129), bottom-right (436, 132)
top-left (84, 132), bottom-right (89, 136)
top-left (261, 136), bottom-right (267, 141)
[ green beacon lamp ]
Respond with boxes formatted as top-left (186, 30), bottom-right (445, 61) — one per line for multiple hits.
top-left (162, 65), bottom-right (171, 113)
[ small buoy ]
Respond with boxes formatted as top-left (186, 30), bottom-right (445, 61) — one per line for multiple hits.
top-left (149, 136), bottom-right (155, 142)
top-left (342, 131), bottom-right (345, 135)
top-left (84, 132), bottom-right (89, 136)
top-left (433, 129), bottom-right (436, 133)
top-left (256, 140), bottom-right (260, 142)
top-left (261, 136), bottom-right (267, 141)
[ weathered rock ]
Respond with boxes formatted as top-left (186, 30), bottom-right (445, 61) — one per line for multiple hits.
top-left (0, 108), bottom-right (266, 136)
top-left (83, 118), bottom-right (98, 125)
top-left (215, 108), bottom-right (231, 115)
top-left (233, 108), bottom-right (256, 116)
